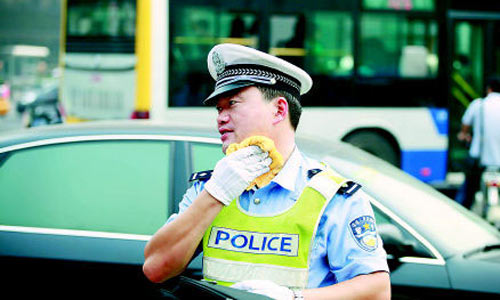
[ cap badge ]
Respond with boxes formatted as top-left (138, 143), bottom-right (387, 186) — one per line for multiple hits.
top-left (212, 51), bottom-right (225, 75)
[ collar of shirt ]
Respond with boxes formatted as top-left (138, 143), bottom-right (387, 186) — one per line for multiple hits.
top-left (240, 147), bottom-right (325, 213)
top-left (270, 146), bottom-right (324, 201)
top-left (270, 146), bottom-right (303, 192)
top-left (486, 92), bottom-right (500, 100)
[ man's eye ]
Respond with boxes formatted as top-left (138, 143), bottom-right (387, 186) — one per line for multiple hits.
top-left (216, 106), bottom-right (222, 112)
top-left (229, 100), bottom-right (237, 106)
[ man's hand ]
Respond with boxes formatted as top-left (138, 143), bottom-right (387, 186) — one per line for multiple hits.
top-left (204, 145), bottom-right (272, 206)
top-left (232, 280), bottom-right (295, 300)
top-left (458, 124), bottom-right (472, 143)
top-left (457, 131), bottom-right (472, 143)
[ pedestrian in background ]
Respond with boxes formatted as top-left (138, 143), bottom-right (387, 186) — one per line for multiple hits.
top-left (457, 76), bottom-right (500, 209)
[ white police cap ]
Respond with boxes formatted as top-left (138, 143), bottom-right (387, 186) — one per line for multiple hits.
top-left (204, 43), bottom-right (313, 105)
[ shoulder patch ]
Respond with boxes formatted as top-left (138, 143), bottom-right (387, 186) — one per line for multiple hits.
top-left (189, 170), bottom-right (213, 182)
top-left (349, 215), bottom-right (378, 252)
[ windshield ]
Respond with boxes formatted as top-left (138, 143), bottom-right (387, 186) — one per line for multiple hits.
top-left (297, 137), bottom-right (500, 257)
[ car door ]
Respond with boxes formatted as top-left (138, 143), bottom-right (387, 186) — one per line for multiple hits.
top-left (0, 136), bottom-right (175, 297)
top-left (372, 205), bottom-right (453, 299)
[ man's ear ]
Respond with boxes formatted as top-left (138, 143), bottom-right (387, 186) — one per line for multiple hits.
top-left (272, 97), bottom-right (288, 125)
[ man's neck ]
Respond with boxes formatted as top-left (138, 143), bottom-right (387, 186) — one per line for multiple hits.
top-left (273, 130), bottom-right (296, 164)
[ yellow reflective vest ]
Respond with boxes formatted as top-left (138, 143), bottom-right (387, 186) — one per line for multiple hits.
top-left (202, 168), bottom-right (350, 289)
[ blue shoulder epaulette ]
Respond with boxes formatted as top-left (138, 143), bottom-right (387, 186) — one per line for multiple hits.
top-left (307, 168), bottom-right (361, 197)
top-left (189, 170), bottom-right (213, 182)
top-left (339, 181), bottom-right (362, 196)
top-left (307, 168), bottom-right (322, 179)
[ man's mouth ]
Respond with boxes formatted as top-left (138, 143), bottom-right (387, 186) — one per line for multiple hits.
top-left (219, 129), bottom-right (233, 141)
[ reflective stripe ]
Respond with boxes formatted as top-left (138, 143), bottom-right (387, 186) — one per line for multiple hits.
top-left (307, 171), bottom-right (347, 201)
top-left (203, 256), bottom-right (308, 289)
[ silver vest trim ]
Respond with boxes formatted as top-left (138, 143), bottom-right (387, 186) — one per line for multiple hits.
top-left (203, 256), bottom-right (308, 289)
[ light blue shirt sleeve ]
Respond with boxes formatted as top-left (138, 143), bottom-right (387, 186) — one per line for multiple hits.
top-left (166, 180), bottom-right (206, 257)
top-left (166, 180), bottom-right (205, 224)
top-left (308, 189), bottom-right (389, 288)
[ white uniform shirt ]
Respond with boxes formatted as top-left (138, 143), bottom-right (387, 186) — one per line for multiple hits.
top-left (462, 92), bottom-right (500, 166)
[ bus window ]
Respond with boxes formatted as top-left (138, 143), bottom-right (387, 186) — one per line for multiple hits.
top-left (269, 12), bottom-right (353, 76)
top-left (170, 3), bottom-right (258, 107)
top-left (267, 10), bottom-right (353, 107)
top-left (170, 5), bottom-right (217, 107)
top-left (453, 22), bottom-right (484, 95)
top-left (269, 14), bottom-right (306, 68)
top-left (359, 14), bottom-right (438, 78)
top-left (309, 12), bottom-right (353, 76)
top-left (66, 0), bottom-right (135, 52)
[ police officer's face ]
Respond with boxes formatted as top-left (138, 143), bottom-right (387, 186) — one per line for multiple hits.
top-left (216, 87), bottom-right (275, 153)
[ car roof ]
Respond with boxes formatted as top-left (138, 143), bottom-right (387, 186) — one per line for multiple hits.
top-left (0, 120), bottom-right (220, 149)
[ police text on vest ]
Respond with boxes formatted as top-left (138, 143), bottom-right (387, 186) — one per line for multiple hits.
top-left (207, 227), bottom-right (299, 256)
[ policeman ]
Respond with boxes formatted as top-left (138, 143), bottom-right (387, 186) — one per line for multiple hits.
top-left (143, 44), bottom-right (390, 299)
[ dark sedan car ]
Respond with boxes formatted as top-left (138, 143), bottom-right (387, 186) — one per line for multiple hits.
top-left (1, 120), bottom-right (500, 298)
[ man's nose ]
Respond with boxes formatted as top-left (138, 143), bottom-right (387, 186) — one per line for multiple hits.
top-left (217, 110), bottom-right (229, 125)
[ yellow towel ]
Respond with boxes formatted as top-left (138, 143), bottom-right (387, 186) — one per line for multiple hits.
top-left (226, 136), bottom-right (284, 190)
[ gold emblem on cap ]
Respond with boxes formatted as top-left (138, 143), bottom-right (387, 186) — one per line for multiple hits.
top-left (212, 51), bottom-right (225, 75)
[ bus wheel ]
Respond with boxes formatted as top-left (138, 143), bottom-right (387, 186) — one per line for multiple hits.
top-left (343, 131), bottom-right (400, 167)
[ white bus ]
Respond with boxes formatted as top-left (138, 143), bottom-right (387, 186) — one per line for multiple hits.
top-left (60, 0), bottom-right (460, 184)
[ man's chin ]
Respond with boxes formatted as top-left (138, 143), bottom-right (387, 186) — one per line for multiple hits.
top-left (222, 143), bottom-right (229, 154)
top-left (221, 137), bottom-right (236, 154)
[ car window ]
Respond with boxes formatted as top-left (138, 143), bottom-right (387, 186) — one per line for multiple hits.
top-left (373, 205), bottom-right (434, 259)
top-left (191, 142), bottom-right (223, 172)
top-left (0, 140), bottom-right (171, 236)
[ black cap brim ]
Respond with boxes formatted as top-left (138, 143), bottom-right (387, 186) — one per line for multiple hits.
top-left (203, 81), bottom-right (255, 106)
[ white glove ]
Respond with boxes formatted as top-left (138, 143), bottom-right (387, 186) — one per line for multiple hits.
top-left (204, 146), bottom-right (271, 206)
top-left (232, 280), bottom-right (294, 300)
